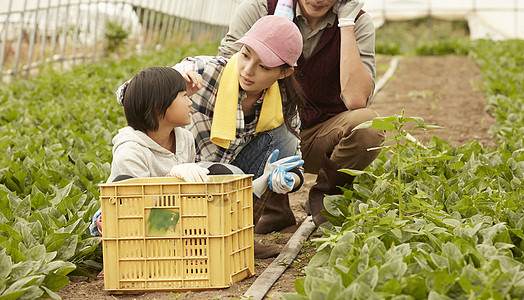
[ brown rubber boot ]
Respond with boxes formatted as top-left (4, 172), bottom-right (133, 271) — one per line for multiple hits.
top-left (306, 154), bottom-right (355, 226)
top-left (253, 239), bottom-right (280, 259)
top-left (253, 189), bottom-right (273, 226)
top-left (254, 192), bottom-right (296, 234)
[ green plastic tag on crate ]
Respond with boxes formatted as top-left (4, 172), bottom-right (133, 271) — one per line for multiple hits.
top-left (146, 208), bottom-right (179, 236)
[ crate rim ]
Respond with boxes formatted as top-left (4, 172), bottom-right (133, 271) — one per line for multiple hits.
top-left (98, 174), bottom-right (253, 187)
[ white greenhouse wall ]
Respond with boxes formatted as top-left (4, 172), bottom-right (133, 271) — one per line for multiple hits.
top-left (365, 0), bottom-right (523, 40)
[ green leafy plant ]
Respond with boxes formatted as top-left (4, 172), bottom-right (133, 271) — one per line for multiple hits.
top-left (272, 232), bottom-right (285, 244)
top-left (470, 39), bottom-right (524, 148)
top-left (415, 38), bottom-right (471, 56)
top-left (104, 20), bottom-right (130, 53)
top-left (375, 41), bottom-right (400, 55)
top-left (375, 18), bottom-right (470, 55)
top-left (0, 41), bottom-right (220, 299)
top-left (284, 39), bottom-right (524, 300)
top-left (285, 137), bottom-right (524, 299)
top-left (329, 110), bottom-right (447, 221)
top-left (286, 212), bottom-right (524, 299)
top-left (290, 240), bottom-right (315, 276)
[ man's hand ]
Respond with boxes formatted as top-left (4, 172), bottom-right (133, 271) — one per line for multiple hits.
top-left (337, 0), bottom-right (365, 27)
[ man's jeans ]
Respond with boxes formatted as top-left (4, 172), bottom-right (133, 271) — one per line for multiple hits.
top-left (232, 124), bottom-right (299, 179)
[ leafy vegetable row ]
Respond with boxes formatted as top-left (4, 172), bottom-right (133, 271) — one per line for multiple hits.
top-left (284, 39), bottom-right (524, 300)
top-left (0, 42), bottom-right (219, 299)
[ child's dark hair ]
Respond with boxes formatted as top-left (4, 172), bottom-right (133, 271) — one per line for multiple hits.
top-left (123, 66), bottom-right (186, 133)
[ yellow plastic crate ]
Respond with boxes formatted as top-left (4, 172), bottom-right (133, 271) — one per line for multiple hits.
top-left (99, 175), bottom-right (255, 293)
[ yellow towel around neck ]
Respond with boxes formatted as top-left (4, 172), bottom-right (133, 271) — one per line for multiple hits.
top-left (210, 53), bottom-right (284, 149)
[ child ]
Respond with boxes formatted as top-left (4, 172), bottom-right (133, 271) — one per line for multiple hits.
top-left (108, 66), bottom-right (209, 182)
top-left (91, 66), bottom-right (236, 238)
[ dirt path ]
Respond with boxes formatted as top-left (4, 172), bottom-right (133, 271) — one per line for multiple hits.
top-left (57, 56), bottom-right (497, 299)
top-left (371, 55), bottom-right (497, 149)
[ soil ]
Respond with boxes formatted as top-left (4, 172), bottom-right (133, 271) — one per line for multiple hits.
top-left (57, 56), bottom-right (497, 300)
top-left (371, 55), bottom-right (497, 149)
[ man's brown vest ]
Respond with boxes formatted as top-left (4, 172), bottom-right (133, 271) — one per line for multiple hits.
top-left (267, 0), bottom-right (365, 129)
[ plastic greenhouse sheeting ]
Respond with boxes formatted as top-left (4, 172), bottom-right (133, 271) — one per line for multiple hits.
top-left (0, 0), bottom-right (240, 42)
top-left (364, 0), bottom-right (523, 40)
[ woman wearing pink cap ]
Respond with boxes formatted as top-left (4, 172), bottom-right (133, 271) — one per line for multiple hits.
top-left (116, 15), bottom-right (306, 258)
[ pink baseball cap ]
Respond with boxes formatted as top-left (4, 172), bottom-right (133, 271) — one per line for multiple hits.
top-left (235, 15), bottom-right (303, 67)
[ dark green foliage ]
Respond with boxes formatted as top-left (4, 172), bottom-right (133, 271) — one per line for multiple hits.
top-left (104, 21), bottom-right (130, 53)
top-left (375, 41), bottom-right (401, 55)
top-left (284, 40), bottom-right (524, 299)
top-left (415, 38), bottom-right (471, 55)
top-left (375, 18), bottom-right (470, 55)
top-left (0, 41), bottom-right (219, 298)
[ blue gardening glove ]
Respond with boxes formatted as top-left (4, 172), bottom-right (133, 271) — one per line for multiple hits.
top-left (253, 150), bottom-right (304, 197)
top-left (253, 150), bottom-right (280, 197)
top-left (268, 157), bottom-right (304, 194)
top-left (337, 0), bottom-right (365, 27)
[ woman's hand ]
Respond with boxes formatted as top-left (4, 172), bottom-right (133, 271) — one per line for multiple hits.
top-left (252, 149), bottom-right (304, 196)
top-left (180, 70), bottom-right (203, 96)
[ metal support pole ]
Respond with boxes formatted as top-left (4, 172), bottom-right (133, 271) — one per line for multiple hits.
top-left (144, 5), bottom-right (153, 47)
top-left (39, 0), bottom-right (51, 67)
top-left (134, 3), bottom-right (143, 53)
top-left (93, 0), bottom-right (100, 60)
top-left (83, 0), bottom-right (91, 63)
top-left (172, 1), bottom-right (183, 42)
top-left (50, 0), bottom-right (61, 63)
top-left (59, 0), bottom-right (71, 68)
top-left (150, 0), bottom-right (160, 47)
top-left (71, 0), bottom-right (82, 67)
top-left (0, 0), bottom-right (14, 80)
top-left (13, 0), bottom-right (29, 77)
top-left (25, 0), bottom-right (40, 76)
top-left (159, 0), bottom-right (173, 46)
top-left (100, 0), bottom-right (109, 57)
